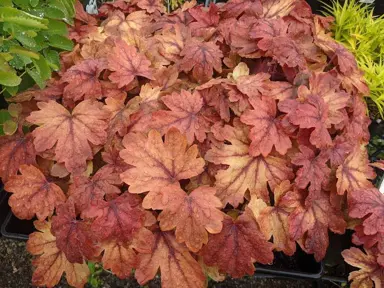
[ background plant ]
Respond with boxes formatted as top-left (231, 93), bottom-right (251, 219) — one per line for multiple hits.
top-left (0, 0), bottom-right (75, 135)
top-left (322, 0), bottom-right (384, 119)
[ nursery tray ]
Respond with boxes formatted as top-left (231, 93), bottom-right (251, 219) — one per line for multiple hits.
top-left (1, 211), bottom-right (35, 240)
top-left (255, 245), bottom-right (323, 279)
top-left (0, 184), bottom-right (10, 231)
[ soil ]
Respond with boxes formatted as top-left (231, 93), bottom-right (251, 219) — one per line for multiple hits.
top-left (0, 237), bottom-right (336, 288)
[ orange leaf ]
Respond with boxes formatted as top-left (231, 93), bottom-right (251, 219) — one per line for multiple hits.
top-left (180, 40), bottom-right (223, 83)
top-left (135, 230), bottom-right (206, 288)
top-left (200, 211), bottom-right (274, 278)
top-left (152, 184), bottom-right (224, 252)
top-left (27, 220), bottom-right (90, 288)
top-left (137, 0), bottom-right (165, 14)
top-left (120, 128), bottom-right (205, 194)
top-left (205, 119), bottom-right (293, 207)
top-left (151, 90), bottom-right (211, 143)
top-left (101, 227), bottom-right (153, 279)
top-left (336, 146), bottom-right (375, 195)
top-left (5, 165), bottom-right (65, 220)
top-left (342, 247), bottom-right (384, 288)
top-left (104, 96), bottom-right (141, 137)
top-left (107, 38), bottom-right (153, 88)
top-left (0, 133), bottom-right (36, 182)
top-left (256, 180), bottom-right (299, 255)
top-left (240, 95), bottom-right (292, 156)
top-left (62, 59), bottom-right (106, 103)
top-left (26, 100), bottom-right (109, 174)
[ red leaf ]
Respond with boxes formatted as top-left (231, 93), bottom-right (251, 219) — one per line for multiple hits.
top-left (26, 100), bottom-right (109, 174)
top-left (251, 18), bottom-right (305, 68)
top-left (107, 39), bottom-right (153, 88)
top-left (291, 145), bottom-right (330, 203)
top-left (349, 188), bottom-right (384, 236)
top-left (240, 96), bottom-right (292, 156)
top-left (62, 59), bottom-right (106, 103)
top-left (0, 133), bottom-right (36, 182)
top-left (197, 84), bottom-right (231, 122)
top-left (180, 40), bottom-right (223, 83)
top-left (86, 193), bottom-right (147, 242)
top-left (120, 128), bottom-right (205, 194)
top-left (290, 94), bottom-right (332, 148)
top-left (5, 165), bottom-right (65, 220)
top-left (189, 4), bottom-right (219, 38)
top-left (69, 166), bottom-right (121, 216)
top-left (289, 191), bottom-right (346, 261)
top-left (135, 230), bottom-right (206, 288)
top-left (52, 201), bottom-right (100, 263)
top-left (200, 211), bottom-right (274, 278)
top-left (353, 224), bottom-right (384, 255)
top-left (222, 0), bottom-right (263, 19)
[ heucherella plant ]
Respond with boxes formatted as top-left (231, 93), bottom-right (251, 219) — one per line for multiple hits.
top-left (0, 0), bottom-right (384, 287)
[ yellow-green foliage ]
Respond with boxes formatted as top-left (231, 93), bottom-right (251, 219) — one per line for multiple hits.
top-left (164, 0), bottom-right (185, 12)
top-left (322, 0), bottom-right (384, 119)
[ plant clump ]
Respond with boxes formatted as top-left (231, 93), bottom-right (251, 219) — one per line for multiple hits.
top-left (1, 0), bottom-right (383, 287)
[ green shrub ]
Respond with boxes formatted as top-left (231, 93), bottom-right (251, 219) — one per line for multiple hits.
top-left (0, 0), bottom-right (75, 135)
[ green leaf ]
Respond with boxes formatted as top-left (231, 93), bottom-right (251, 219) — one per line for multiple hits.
top-left (48, 0), bottom-right (75, 25)
top-left (26, 66), bottom-right (45, 88)
top-left (0, 110), bottom-right (12, 135)
top-left (27, 33), bottom-right (49, 52)
top-left (9, 54), bottom-right (32, 69)
top-left (3, 120), bottom-right (18, 135)
top-left (43, 49), bottom-right (60, 71)
top-left (0, 7), bottom-right (48, 29)
top-left (45, 19), bottom-right (68, 35)
top-left (32, 55), bottom-right (51, 81)
top-left (46, 34), bottom-right (73, 50)
top-left (0, 71), bottom-right (21, 86)
top-left (4, 85), bottom-right (18, 96)
top-left (30, 0), bottom-right (39, 8)
top-left (0, 0), bottom-right (13, 7)
top-left (43, 7), bottom-right (65, 19)
top-left (15, 33), bottom-right (37, 48)
top-left (12, 0), bottom-right (30, 10)
top-left (0, 52), bottom-right (13, 61)
top-left (9, 46), bottom-right (40, 59)
top-left (8, 103), bottom-right (23, 117)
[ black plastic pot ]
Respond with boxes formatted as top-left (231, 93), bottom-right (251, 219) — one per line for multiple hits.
top-left (1, 211), bottom-right (34, 240)
top-left (0, 184), bottom-right (10, 230)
